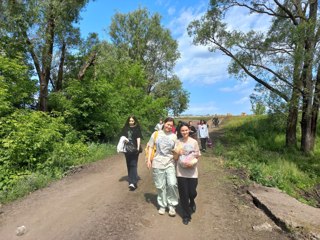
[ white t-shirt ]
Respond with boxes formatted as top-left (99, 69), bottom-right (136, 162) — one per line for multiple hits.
top-left (197, 124), bottom-right (209, 138)
top-left (154, 123), bottom-right (163, 131)
top-left (175, 137), bottom-right (201, 178)
top-left (148, 130), bottom-right (177, 169)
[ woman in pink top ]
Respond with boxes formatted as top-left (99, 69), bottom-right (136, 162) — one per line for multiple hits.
top-left (175, 122), bottom-right (201, 225)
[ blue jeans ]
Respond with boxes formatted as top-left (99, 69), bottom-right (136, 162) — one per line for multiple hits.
top-left (153, 166), bottom-right (179, 208)
top-left (125, 153), bottom-right (139, 185)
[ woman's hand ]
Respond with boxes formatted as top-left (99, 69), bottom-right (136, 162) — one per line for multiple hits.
top-left (172, 151), bottom-right (179, 160)
top-left (146, 159), bottom-right (152, 169)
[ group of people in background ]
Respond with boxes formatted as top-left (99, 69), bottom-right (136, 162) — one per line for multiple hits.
top-left (118, 115), bottom-right (211, 225)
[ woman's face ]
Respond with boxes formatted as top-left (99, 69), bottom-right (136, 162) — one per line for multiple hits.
top-left (180, 125), bottom-right (189, 138)
top-left (129, 117), bottom-right (135, 126)
top-left (163, 121), bottom-right (173, 133)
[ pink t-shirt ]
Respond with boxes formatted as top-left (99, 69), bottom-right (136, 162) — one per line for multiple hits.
top-left (175, 137), bottom-right (201, 178)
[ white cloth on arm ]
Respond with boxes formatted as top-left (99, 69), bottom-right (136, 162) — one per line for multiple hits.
top-left (117, 136), bottom-right (129, 153)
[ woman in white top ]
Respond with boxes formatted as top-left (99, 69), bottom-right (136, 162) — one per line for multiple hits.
top-left (154, 118), bottom-right (163, 131)
top-left (146, 117), bottom-right (178, 217)
top-left (197, 119), bottom-right (209, 152)
top-left (175, 122), bottom-right (201, 225)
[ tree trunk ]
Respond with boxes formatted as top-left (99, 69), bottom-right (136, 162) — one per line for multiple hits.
top-left (38, 7), bottom-right (55, 111)
top-left (286, 39), bottom-right (304, 148)
top-left (300, 1), bottom-right (317, 153)
top-left (310, 64), bottom-right (320, 148)
top-left (39, 74), bottom-right (48, 111)
top-left (56, 41), bottom-right (66, 91)
top-left (286, 103), bottom-right (298, 148)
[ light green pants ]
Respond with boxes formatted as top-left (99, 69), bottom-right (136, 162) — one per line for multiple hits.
top-left (153, 166), bottom-right (179, 208)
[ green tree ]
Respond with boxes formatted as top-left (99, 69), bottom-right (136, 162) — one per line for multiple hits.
top-left (0, 53), bottom-right (37, 116)
top-left (153, 76), bottom-right (189, 116)
top-left (0, 0), bottom-right (90, 111)
top-left (49, 42), bottom-right (167, 140)
top-left (188, 0), bottom-right (320, 153)
top-left (250, 99), bottom-right (266, 116)
top-left (109, 8), bottom-right (189, 115)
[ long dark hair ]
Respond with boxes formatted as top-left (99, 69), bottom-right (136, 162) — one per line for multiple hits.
top-left (124, 115), bottom-right (139, 127)
top-left (176, 121), bottom-right (189, 139)
top-left (121, 115), bottom-right (140, 136)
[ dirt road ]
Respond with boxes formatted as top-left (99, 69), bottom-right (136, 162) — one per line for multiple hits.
top-left (0, 130), bottom-right (291, 240)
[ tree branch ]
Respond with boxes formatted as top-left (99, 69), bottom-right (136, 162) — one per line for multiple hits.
top-left (273, 0), bottom-right (301, 25)
top-left (249, 63), bottom-right (303, 94)
top-left (209, 37), bottom-right (289, 102)
top-left (23, 32), bottom-right (42, 81)
top-left (78, 51), bottom-right (97, 80)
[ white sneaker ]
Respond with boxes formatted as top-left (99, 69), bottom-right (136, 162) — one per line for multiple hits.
top-left (158, 207), bottom-right (166, 215)
top-left (128, 183), bottom-right (136, 191)
top-left (168, 206), bottom-right (176, 217)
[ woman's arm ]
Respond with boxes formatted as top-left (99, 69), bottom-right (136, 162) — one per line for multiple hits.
top-left (137, 138), bottom-right (141, 151)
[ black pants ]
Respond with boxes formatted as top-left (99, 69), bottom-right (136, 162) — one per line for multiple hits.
top-left (177, 177), bottom-right (198, 219)
top-left (125, 152), bottom-right (139, 185)
top-left (200, 138), bottom-right (207, 150)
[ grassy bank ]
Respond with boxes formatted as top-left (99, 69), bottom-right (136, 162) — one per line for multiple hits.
top-left (214, 115), bottom-right (320, 207)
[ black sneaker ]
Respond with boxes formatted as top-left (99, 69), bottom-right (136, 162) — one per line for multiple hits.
top-left (190, 203), bottom-right (196, 213)
top-left (183, 218), bottom-right (190, 225)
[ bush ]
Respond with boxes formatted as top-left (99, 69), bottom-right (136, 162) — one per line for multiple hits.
top-left (0, 110), bottom-right (86, 195)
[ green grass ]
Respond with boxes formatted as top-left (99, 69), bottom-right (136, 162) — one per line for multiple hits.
top-left (218, 115), bottom-right (320, 207)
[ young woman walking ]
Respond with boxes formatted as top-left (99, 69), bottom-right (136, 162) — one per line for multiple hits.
top-left (175, 122), bottom-right (201, 225)
top-left (120, 115), bottom-right (142, 191)
top-left (146, 117), bottom-right (178, 216)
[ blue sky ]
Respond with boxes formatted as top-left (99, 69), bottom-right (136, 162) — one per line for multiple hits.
top-left (78, 0), bottom-right (269, 116)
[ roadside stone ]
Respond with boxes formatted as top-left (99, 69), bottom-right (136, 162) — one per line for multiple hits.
top-left (248, 184), bottom-right (320, 240)
top-left (16, 225), bottom-right (27, 236)
top-left (252, 222), bottom-right (273, 232)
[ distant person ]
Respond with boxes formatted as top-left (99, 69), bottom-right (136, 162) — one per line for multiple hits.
top-left (212, 115), bottom-right (219, 128)
top-left (197, 119), bottom-right (209, 152)
top-left (154, 118), bottom-right (163, 131)
top-left (175, 122), bottom-right (201, 225)
top-left (146, 117), bottom-right (178, 217)
top-left (120, 115), bottom-right (142, 191)
top-left (188, 121), bottom-right (197, 139)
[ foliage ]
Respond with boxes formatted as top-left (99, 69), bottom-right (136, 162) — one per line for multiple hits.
top-left (0, 110), bottom-right (84, 169)
top-left (153, 76), bottom-right (190, 116)
top-left (0, 0), bottom-right (91, 110)
top-left (49, 42), bottom-right (168, 141)
top-left (0, 54), bottom-right (37, 116)
top-left (221, 115), bottom-right (320, 206)
top-left (0, 110), bottom-right (86, 194)
top-left (250, 99), bottom-right (266, 115)
top-left (109, 7), bottom-right (189, 115)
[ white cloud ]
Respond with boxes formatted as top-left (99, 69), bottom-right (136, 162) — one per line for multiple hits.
top-left (234, 96), bottom-right (250, 105)
top-left (183, 101), bottom-right (219, 115)
top-left (168, 6), bottom-right (231, 85)
top-left (168, 7), bottom-right (175, 15)
top-left (168, 4), bottom-right (272, 86)
top-left (225, 6), bottom-right (272, 32)
top-left (219, 80), bottom-right (252, 93)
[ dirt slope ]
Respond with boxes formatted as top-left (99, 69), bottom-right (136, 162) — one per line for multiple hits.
top-left (0, 129), bottom-right (291, 240)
